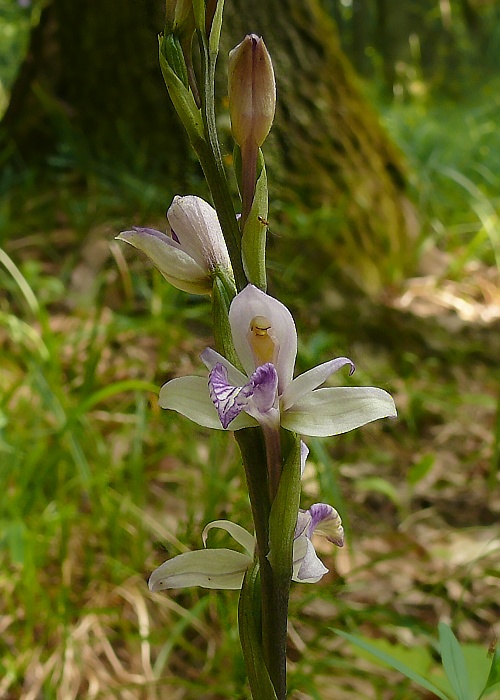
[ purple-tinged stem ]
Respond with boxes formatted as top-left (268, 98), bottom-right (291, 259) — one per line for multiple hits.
top-left (262, 424), bottom-right (282, 503)
top-left (240, 138), bottom-right (258, 230)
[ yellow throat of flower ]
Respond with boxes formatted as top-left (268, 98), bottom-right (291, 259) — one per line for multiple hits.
top-left (248, 315), bottom-right (278, 366)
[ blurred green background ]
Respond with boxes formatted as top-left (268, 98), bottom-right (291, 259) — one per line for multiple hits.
top-left (0, 1), bottom-right (499, 698)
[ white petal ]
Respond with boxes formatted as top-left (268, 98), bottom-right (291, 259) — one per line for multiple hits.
top-left (294, 538), bottom-right (329, 583)
top-left (201, 348), bottom-right (248, 386)
top-left (116, 229), bottom-right (210, 294)
top-left (300, 440), bottom-right (309, 475)
top-left (228, 285), bottom-right (297, 392)
top-left (159, 376), bottom-right (257, 430)
top-left (149, 549), bottom-right (251, 590)
top-left (295, 510), bottom-right (312, 539)
top-left (167, 196), bottom-right (231, 272)
top-left (202, 520), bottom-right (255, 557)
top-left (281, 357), bottom-right (354, 411)
top-left (281, 386), bottom-right (397, 437)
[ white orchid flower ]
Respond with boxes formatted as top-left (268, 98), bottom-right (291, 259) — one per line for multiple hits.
top-left (148, 503), bottom-right (344, 592)
top-left (159, 284), bottom-right (396, 436)
top-left (117, 195), bottom-right (232, 295)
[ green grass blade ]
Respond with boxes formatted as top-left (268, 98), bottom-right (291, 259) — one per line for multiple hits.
top-left (152, 597), bottom-right (210, 677)
top-left (438, 623), bottom-right (472, 700)
top-left (334, 629), bottom-right (451, 700)
top-left (73, 379), bottom-right (159, 417)
top-left (0, 246), bottom-right (40, 315)
top-left (479, 648), bottom-right (500, 698)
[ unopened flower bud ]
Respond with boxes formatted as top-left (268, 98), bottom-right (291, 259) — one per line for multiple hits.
top-left (228, 34), bottom-right (276, 148)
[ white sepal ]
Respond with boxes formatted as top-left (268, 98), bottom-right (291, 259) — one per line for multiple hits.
top-left (202, 520), bottom-right (255, 557)
top-left (281, 386), bottom-right (396, 437)
top-left (149, 548), bottom-right (251, 591)
top-left (116, 228), bottom-right (210, 294)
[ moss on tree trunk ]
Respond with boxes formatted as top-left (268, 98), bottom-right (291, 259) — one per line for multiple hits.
top-left (221, 0), bottom-right (418, 293)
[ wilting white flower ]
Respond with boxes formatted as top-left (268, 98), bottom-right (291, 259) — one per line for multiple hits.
top-left (117, 195), bottom-right (232, 294)
top-left (149, 503), bottom-right (344, 592)
top-left (159, 284), bottom-right (396, 435)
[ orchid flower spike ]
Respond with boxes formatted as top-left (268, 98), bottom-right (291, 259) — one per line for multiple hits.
top-left (117, 195), bottom-right (232, 295)
top-left (149, 504), bottom-right (344, 592)
top-left (159, 284), bottom-right (396, 436)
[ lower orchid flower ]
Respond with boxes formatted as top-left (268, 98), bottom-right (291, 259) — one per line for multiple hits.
top-left (159, 284), bottom-right (396, 436)
top-left (148, 503), bottom-right (344, 592)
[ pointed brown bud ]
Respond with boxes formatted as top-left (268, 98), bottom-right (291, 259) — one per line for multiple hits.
top-left (228, 34), bottom-right (276, 148)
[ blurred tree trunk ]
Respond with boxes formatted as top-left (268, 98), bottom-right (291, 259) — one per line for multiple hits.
top-left (1, 0), bottom-right (191, 183)
top-left (351, 0), bottom-right (372, 76)
top-left (223, 0), bottom-right (417, 291)
top-left (459, 0), bottom-right (482, 34)
top-left (1, 0), bottom-right (418, 290)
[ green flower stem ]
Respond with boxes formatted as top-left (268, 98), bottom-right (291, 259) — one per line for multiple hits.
top-left (235, 428), bottom-right (280, 695)
top-left (262, 425), bottom-right (282, 504)
top-left (211, 276), bottom-right (242, 371)
top-left (182, 36), bottom-right (201, 108)
top-left (260, 553), bottom-right (283, 696)
top-left (235, 428), bottom-right (270, 560)
top-left (196, 136), bottom-right (247, 291)
top-left (266, 431), bottom-right (302, 700)
top-left (238, 561), bottom-right (278, 700)
top-left (236, 428), bottom-right (302, 700)
top-left (196, 32), bottom-right (247, 292)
